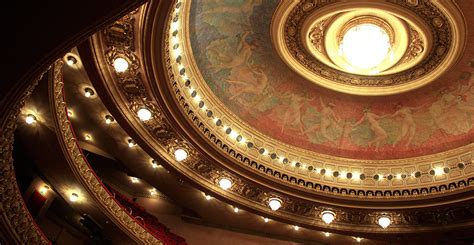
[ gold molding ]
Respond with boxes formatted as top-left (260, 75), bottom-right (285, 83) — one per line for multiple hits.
top-left (51, 60), bottom-right (163, 243)
top-left (176, 0), bottom-right (474, 192)
top-left (271, 0), bottom-right (465, 95)
top-left (0, 68), bottom-right (49, 244)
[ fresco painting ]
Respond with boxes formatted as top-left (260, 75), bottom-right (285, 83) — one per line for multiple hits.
top-left (189, 0), bottom-right (474, 159)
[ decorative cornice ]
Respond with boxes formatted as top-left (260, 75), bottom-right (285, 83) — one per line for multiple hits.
top-left (51, 58), bottom-right (162, 244)
top-left (82, 0), bottom-right (474, 233)
top-left (0, 69), bottom-right (50, 244)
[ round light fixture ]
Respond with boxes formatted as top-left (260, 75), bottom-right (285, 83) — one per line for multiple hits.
top-left (339, 23), bottom-right (391, 71)
top-left (233, 207), bottom-right (239, 213)
top-left (39, 185), bottom-right (49, 195)
top-left (70, 193), bottom-right (79, 202)
top-left (378, 216), bottom-right (391, 229)
top-left (84, 87), bottom-right (95, 98)
top-left (218, 178), bottom-right (232, 190)
top-left (174, 148), bottom-right (188, 161)
top-left (113, 57), bottom-right (129, 73)
top-left (105, 115), bottom-right (114, 124)
top-left (66, 56), bottom-right (77, 66)
top-left (128, 139), bottom-right (136, 148)
top-left (25, 114), bottom-right (37, 124)
top-left (321, 210), bottom-right (336, 225)
top-left (263, 217), bottom-right (269, 223)
top-left (293, 225), bottom-right (299, 231)
top-left (324, 232), bottom-right (330, 237)
top-left (137, 107), bottom-right (152, 121)
top-left (268, 198), bottom-right (282, 211)
top-left (204, 194), bottom-right (212, 200)
top-left (85, 134), bottom-right (92, 141)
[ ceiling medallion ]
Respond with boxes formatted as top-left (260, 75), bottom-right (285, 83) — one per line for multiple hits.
top-left (273, 0), bottom-right (465, 95)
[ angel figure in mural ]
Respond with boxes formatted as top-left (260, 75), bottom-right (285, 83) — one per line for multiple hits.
top-left (302, 97), bottom-right (341, 143)
top-left (280, 92), bottom-right (314, 135)
top-left (207, 31), bottom-right (257, 70)
top-left (389, 103), bottom-right (427, 147)
top-left (227, 65), bottom-right (269, 100)
top-left (352, 108), bottom-right (388, 150)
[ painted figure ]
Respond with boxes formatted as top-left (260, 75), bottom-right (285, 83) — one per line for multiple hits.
top-left (352, 108), bottom-right (388, 150)
top-left (303, 97), bottom-right (341, 143)
top-left (389, 103), bottom-right (426, 147)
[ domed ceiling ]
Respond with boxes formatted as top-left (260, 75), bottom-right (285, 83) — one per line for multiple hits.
top-left (187, 0), bottom-right (472, 160)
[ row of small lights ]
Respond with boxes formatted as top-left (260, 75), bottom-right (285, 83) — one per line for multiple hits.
top-left (33, 6), bottom-right (461, 241)
top-left (164, 1), bottom-right (463, 185)
top-left (23, 1), bottom-right (464, 234)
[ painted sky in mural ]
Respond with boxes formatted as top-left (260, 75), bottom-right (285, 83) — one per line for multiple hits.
top-left (189, 0), bottom-right (474, 160)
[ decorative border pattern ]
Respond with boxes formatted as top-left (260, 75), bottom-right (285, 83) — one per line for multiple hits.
top-left (84, 0), bottom-right (474, 232)
top-left (283, 0), bottom-right (451, 87)
top-left (172, 0), bottom-right (474, 193)
top-left (51, 60), bottom-right (163, 244)
top-left (0, 70), bottom-right (50, 244)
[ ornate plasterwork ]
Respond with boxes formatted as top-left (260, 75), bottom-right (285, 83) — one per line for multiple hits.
top-left (173, 0), bottom-right (474, 193)
top-left (51, 44), bottom-right (164, 245)
top-left (272, 0), bottom-right (465, 95)
top-left (81, 0), bottom-right (474, 233)
top-left (0, 70), bottom-right (49, 244)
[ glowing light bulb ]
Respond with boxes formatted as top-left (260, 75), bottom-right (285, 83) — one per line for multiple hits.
top-left (233, 207), bottom-right (239, 213)
top-left (174, 148), bottom-right (188, 161)
top-left (321, 211), bottom-right (335, 225)
top-left (137, 107), bottom-right (152, 121)
top-left (70, 193), bottom-right (79, 202)
top-left (130, 177), bottom-right (139, 183)
top-left (66, 56), bottom-right (77, 66)
top-left (85, 134), bottom-right (92, 141)
top-left (378, 216), bottom-right (391, 229)
top-left (340, 23), bottom-right (391, 71)
top-left (105, 115), bottom-right (114, 124)
top-left (293, 225), bottom-right (299, 231)
top-left (324, 232), bottom-right (330, 237)
top-left (218, 178), bottom-right (232, 190)
top-left (39, 185), bottom-right (49, 195)
top-left (84, 88), bottom-right (94, 98)
top-left (263, 217), bottom-right (269, 223)
top-left (128, 139), bottom-right (136, 148)
top-left (268, 198), bottom-right (282, 211)
top-left (113, 57), bottom-right (129, 73)
top-left (25, 114), bottom-right (37, 124)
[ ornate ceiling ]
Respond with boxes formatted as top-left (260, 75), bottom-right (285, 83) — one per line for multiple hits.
top-left (40, 0), bottom-right (474, 239)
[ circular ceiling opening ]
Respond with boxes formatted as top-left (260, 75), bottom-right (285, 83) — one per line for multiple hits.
top-left (339, 23), bottom-right (392, 74)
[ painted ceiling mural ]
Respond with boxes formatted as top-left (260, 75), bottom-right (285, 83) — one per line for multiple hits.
top-left (189, 0), bottom-right (474, 160)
